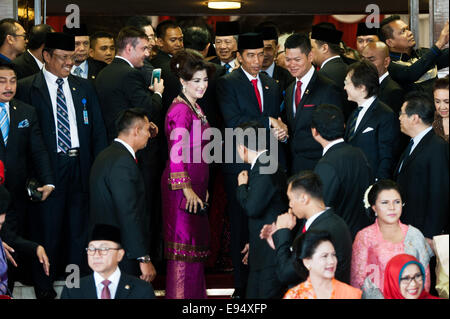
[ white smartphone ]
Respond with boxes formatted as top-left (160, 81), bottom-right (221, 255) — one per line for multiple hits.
top-left (151, 68), bottom-right (162, 84)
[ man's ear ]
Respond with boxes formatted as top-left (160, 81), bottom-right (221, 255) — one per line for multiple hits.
top-left (385, 38), bottom-right (394, 49)
top-left (156, 37), bottom-right (164, 49)
top-left (236, 51), bottom-right (242, 64)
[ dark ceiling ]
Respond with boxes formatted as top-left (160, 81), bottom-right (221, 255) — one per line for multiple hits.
top-left (46, 0), bottom-right (430, 16)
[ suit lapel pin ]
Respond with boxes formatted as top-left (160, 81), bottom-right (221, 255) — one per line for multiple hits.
top-left (13, 106), bottom-right (16, 110)
top-left (72, 87), bottom-right (76, 91)
top-left (265, 86), bottom-right (269, 90)
top-left (305, 89), bottom-right (310, 95)
top-left (125, 285), bottom-right (130, 290)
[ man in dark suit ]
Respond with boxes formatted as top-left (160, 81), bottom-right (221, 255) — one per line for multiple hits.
top-left (216, 33), bottom-right (287, 298)
top-left (283, 33), bottom-right (343, 174)
top-left (395, 91), bottom-right (449, 240)
top-left (311, 104), bottom-right (372, 238)
top-left (235, 122), bottom-right (287, 299)
top-left (0, 19), bottom-right (26, 63)
top-left (310, 23), bottom-right (355, 120)
top-left (256, 26), bottom-right (294, 95)
top-left (13, 24), bottom-right (54, 80)
top-left (15, 32), bottom-right (108, 298)
top-left (344, 61), bottom-right (400, 180)
top-left (361, 41), bottom-right (405, 114)
top-left (95, 26), bottom-right (163, 265)
top-left (61, 224), bottom-right (155, 299)
top-left (210, 21), bottom-right (240, 73)
top-left (0, 180), bottom-right (50, 296)
top-left (260, 171), bottom-right (352, 287)
top-left (0, 63), bottom-right (55, 228)
top-left (63, 24), bottom-right (107, 82)
top-left (88, 31), bottom-right (115, 65)
top-left (379, 16), bottom-right (449, 94)
top-left (151, 20), bottom-right (183, 112)
top-left (89, 109), bottom-right (156, 283)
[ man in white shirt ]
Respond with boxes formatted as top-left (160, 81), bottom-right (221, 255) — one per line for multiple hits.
top-left (260, 170), bottom-right (353, 285)
top-left (15, 32), bottom-right (108, 299)
top-left (61, 224), bottom-right (155, 299)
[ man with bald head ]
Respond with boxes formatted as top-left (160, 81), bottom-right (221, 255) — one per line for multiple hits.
top-left (362, 41), bottom-right (404, 114)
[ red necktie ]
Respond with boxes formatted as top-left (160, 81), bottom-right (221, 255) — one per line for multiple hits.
top-left (251, 79), bottom-right (263, 113)
top-left (101, 279), bottom-right (111, 299)
top-left (135, 158), bottom-right (138, 164)
top-left (302, 225), bottom-right (306, 233)
top-left (295, 80), bottom-right (302, 107)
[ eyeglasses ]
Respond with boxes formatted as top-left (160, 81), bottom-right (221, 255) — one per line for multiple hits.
top-left (86, 246), bottom-right (121, 256)
top-left (12, 33), bottom-right (27, 39)
top-left (400, 273), bottom-right (423, 286)
top-left (52, 53), bottom-right (76, 62)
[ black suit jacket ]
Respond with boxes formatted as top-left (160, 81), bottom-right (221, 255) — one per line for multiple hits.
top-left (272, 208), bottom-right (353, 286)
top-left (345, 98), bottom-right (400, 179)
top-left (60, 271), bottom-right (156, 299)
top-left (95, 57), bottom-right (163, 142)
top-left (0, 98), bottom-right (54, 197)
top-left (314, 142), bottom-right (372, 238)
top-left (85, 58), bottom-right (107, 82)
top-left (284, 70), bottom-right (343, 173)
top-left (394, 129), bottom-right (449, 238)
top-left (89, 141), bottom-right (149, 259)
top-left (378, 74), bottom-right (405, 114)
top-left (217, 68), bottom-right (283, 174)
top-left (272, 64), bottom-right (295, 95)
top-left (236, 157), bottom-right (288, 271)
top-left (150, 50), bottom-right (181, 112)
top-left (16, 71), bottom-right (108, 192)
top-left (12, 51), bottom-right (41, 80)
top-left (319, 57), bottom-right (348, 89)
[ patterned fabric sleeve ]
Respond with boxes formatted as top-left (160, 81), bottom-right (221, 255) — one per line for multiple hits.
top-left (351, 229), bottom-right (370, 289)
top-left (0, 238), bottom-right (9, 295)
top-left (166, 103), bottom-right (192, 190)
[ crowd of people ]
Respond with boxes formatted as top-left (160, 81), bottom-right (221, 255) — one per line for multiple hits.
top-left (0, 14), bottom-right (448, 300)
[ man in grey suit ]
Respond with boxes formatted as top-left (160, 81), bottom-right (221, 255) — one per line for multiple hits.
top-left (61, 224), bottom-right (155, 299)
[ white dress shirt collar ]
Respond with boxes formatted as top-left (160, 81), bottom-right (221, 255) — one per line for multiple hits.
top-left (411, 126), bottom-right (433, 154)
top-left (354, 95), bottom-right (377, 130)
top-left (221, 59), bottom-right (236, 68)
top-left (322, 138), bottom-right (344, 156)
top-left (115, 56), bottom-right (134, 68)
top-left (250, 150), bottom-right (268, 170)
top-left (379, 71), bottom-right (389, 84)
top-left (305, 207), bottom-right (330, 231)
top-left (43, 65), bottom-right (67, 84)
top-left (114, 138), bottom-right (136, 159)
top-left (93, 267), bottom-right (121, 299)
top-left (28, 50), bottom-right (44, 70)
top-left (320, 55), bottom-right (340, 69)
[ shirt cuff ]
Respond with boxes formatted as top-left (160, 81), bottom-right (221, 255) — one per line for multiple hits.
top-left (44, 184), bottom-right (56, 189)
top-left (154, 92), bottom-right (162, 98)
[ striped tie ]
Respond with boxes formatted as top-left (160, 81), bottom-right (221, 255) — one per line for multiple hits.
top-left (0, 102), bottom-right (9, 146)
top-left (224, 63), bottom-right (232, 73)
top-left (348, 106), bottom-right (363, 140)
top-left (73, 66), bottom-right (82, 77)
top-left (56, 78), bottom-right (72, 153)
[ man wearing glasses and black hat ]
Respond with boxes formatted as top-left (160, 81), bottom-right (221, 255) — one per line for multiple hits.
top-left (16, 32), bottom-right (108, 299)
top-left (61, 224), bottom-right (155, 299)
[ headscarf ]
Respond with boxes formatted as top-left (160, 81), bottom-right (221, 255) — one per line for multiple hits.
top-left (383, 254), bottom-right (440, 299)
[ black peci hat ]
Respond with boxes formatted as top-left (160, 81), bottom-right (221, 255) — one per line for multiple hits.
top-left (63, 23), bottom-right (89, 37)
top-left (311, 24), bottom-right (343, 45)
top-left (257, 26), bottom-right (279, 41)
top-left (238, 32), bottom-right (264, 50)
top-left (45, 32), bottom-right (75, 51)
top-left (356, 22), bottom-right (379, 37)
top-left (215, 21), bottom-right (240, 36)
top-left (90, 224), bottom-right (122, 245)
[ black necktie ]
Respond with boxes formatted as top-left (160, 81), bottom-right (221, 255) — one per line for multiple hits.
top-left (348, 106), bottom-right (363, 140)
top-left (260, 70), bottom-right (268, 76)
top-left (398, 139), bottom-right (414, 173)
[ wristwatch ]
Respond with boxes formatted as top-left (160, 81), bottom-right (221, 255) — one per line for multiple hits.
top-left (137, 255), bottom-right (152, 263)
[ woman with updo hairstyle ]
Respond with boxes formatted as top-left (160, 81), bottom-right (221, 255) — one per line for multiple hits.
top-left (432, 76), bottom-right (449, 142)
top-left (284, 230), bottom-right (362, 299)
top-left (350, 179), bottom-right (433, 298)
top-left (161, 49), bottom-right (215, 299)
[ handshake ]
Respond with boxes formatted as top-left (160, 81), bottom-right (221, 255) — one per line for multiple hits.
top-left (269, 117), bottom-right (289, 142)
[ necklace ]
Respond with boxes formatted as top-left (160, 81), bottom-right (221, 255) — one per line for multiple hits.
top-left (179, 92), bottom-right (208, 125)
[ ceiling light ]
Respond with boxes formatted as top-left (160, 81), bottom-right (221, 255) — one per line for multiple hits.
top-left (208, 1), bottom-right (241, 9)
